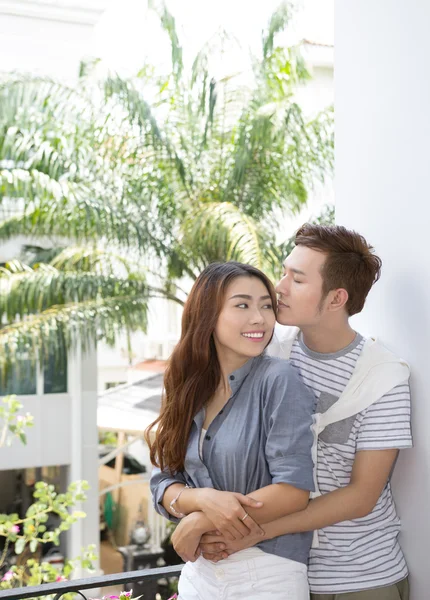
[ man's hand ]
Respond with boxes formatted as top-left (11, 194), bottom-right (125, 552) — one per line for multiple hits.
top-left (198, 526), bottom-right (266, 562)
top-left (171, 512), bottom-right (211, 563)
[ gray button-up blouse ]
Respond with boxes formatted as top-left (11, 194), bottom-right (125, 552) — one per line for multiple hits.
top-left (150, 353), bottom-right (316, 564)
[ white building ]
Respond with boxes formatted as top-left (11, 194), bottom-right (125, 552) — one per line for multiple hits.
top-left (0, 0), bottom-right (107, 80)
top-left (0, 0), bottom-right (109, 571)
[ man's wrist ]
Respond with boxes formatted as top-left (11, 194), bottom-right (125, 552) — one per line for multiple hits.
top-left (187, 510), bottom-right (213, 534)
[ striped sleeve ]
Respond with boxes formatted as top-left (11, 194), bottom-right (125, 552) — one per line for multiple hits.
top-left (356, 381), bottom-right (413, 450)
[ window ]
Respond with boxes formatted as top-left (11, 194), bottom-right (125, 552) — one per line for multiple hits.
top-left (0, 355), bottom-right (37, 396)
top-left (43, 352), bottom-right (67, 394)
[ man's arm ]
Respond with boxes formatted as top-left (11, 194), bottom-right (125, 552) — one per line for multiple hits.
top-left (264, 448), bottom-right (398, 535)
top-left (199, 449), bottom-right (399, 558)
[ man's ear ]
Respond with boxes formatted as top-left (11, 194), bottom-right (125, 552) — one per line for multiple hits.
top-left (327, 288), bottom-right (349, 312)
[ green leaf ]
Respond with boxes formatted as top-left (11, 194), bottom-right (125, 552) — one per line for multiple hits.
top-left (15, 538), bottom-right (26, 554)
top-left (29, 539), bottom-right (38, 553)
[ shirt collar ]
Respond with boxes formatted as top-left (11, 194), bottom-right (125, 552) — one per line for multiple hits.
top-left (227, 355), bottom-right (261, 391)
top-left (193, 355), bottom-right (262, 426)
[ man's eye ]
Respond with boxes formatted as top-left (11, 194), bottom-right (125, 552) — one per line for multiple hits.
top-left (294, 280), bottom-right (303, 284)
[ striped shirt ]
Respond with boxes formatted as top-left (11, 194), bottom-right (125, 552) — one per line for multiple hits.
top-left (290, 333), bottom-right (412, 594)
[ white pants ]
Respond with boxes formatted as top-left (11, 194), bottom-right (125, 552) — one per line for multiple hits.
top-left (178, 548), bottom-right (309, 599)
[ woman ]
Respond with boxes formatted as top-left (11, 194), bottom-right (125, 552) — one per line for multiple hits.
top-left (146, 262), bottom-right (316, 599)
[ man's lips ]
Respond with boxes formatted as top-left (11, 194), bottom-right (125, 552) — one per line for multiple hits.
top-left (278, 300), bottom-right (289, 308)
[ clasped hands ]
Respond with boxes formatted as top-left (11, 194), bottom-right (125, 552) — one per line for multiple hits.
top-left (170, 488), bottom-right (266, 563)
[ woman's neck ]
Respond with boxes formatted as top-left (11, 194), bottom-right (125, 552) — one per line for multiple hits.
top-left (216, 348), bottom-right (250, 391)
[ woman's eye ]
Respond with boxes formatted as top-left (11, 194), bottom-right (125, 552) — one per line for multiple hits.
top-left (263, 304), bottom-right (274, 310)
top-left (236, 303), bottom-right (248, 308)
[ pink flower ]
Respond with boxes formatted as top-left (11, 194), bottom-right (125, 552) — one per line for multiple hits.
top-left (56, 575), bottom-right (67, 582)
top-left (167, 595), bottom-right (178, 600)
top-left (10, 525), bottom-right (19, 534)
top-left (1, 571), bottom-right (14, 582)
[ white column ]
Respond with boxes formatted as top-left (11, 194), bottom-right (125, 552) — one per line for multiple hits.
top-left (67, 343), bottom-right (100, 573)
top-left (335, 2), bottom-right (430, 597)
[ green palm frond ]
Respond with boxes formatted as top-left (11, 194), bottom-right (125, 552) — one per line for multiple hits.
top-left (0, 199), bottom-right (166, 255)
top-left (0, 169), bottom-right (75, 205)
top-left (38, 246), bottom-right (185, 304)
top-left (50, 246), bottom-right (138, 275)
top-left (0, 263), bottom-right (149, 324)
top-left (262, 1), bottom-right (295, 59)
top-left (103, 75), bottom-right (164, 142)
top-left (149, 0), bottom-right (183, 80)
top-left (0, 295), bottom-right (149, 372)
top-left (180, 201), bottom-right (274, 274)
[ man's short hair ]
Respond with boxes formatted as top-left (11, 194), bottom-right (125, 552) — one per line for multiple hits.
top-left (295, 223), bottom-right (382, 316)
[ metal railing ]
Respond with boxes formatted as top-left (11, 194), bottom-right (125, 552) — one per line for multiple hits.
top-left (0, 564), bottom-right (183, 600)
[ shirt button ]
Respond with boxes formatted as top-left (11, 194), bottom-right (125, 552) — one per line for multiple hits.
top-left (229, 375), bottom-right (235, 381)
top-left (205, 434), bottom-right (211, 441)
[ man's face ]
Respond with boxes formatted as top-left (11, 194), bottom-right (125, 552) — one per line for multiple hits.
top-left (275, 245), bottom-right (328, 327)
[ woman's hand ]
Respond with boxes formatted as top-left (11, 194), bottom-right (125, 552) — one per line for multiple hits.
top-left (195, 488), bottom-right (264, 541)
top-left (198, 527), bottom-right (266, 562)
top-left (171, 512), bottom-right (213, 563)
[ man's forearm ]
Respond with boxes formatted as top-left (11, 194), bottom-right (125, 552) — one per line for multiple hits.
top-left (262, 483), bottom-right (372, 539)
top-left (244, 483), bottom-right (309, 524)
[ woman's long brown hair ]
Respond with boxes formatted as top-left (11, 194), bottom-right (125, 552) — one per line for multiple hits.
top-left (144, 261), bottom-right (277, 473)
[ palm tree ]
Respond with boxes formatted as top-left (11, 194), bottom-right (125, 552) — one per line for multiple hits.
top-left (0, 1), bottom-right (333, 372)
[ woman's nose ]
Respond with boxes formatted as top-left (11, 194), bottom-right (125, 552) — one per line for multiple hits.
top-left (250, 309), bottom-right (265, 323)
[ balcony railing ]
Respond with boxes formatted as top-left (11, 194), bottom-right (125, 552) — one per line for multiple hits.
top-left (0, 564), bottom-right (183, 600)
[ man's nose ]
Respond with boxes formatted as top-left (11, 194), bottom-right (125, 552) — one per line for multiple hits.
top-left (276, 274), bottom-right (289, 294)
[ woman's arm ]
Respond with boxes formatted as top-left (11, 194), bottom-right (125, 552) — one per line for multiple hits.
top-left (199, 448), bottom-right (399, 560)
top-left (168, 482), bottom-right (308, 523)
top-left (150, 467), bottom-right (187, 523)
top-left (168, 482), bottom-right (309, 562)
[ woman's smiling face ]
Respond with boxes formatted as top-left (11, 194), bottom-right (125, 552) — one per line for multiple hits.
top-left (213, 276), bottom-right (276, 363)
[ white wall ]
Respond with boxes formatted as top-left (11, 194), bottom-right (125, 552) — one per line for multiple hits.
top-left (335, 2), bottom-right (430, 597)
top-left (0, 0), bottom-right (107, 80)
top-left (0, 393), bottom-right (72, 470)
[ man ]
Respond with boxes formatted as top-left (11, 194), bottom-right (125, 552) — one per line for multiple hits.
top-left (190, 224), bottom-right (412, 599)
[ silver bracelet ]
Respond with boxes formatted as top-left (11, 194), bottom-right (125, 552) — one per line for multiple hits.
top-left (169, 484), bottom-right (191, 518)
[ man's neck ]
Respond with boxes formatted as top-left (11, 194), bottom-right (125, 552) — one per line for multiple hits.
top-left (300, 322), bottom-right (357, 355)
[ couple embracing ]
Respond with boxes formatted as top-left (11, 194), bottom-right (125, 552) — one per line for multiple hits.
top-left (146, 223), bottom-right (412, 600)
